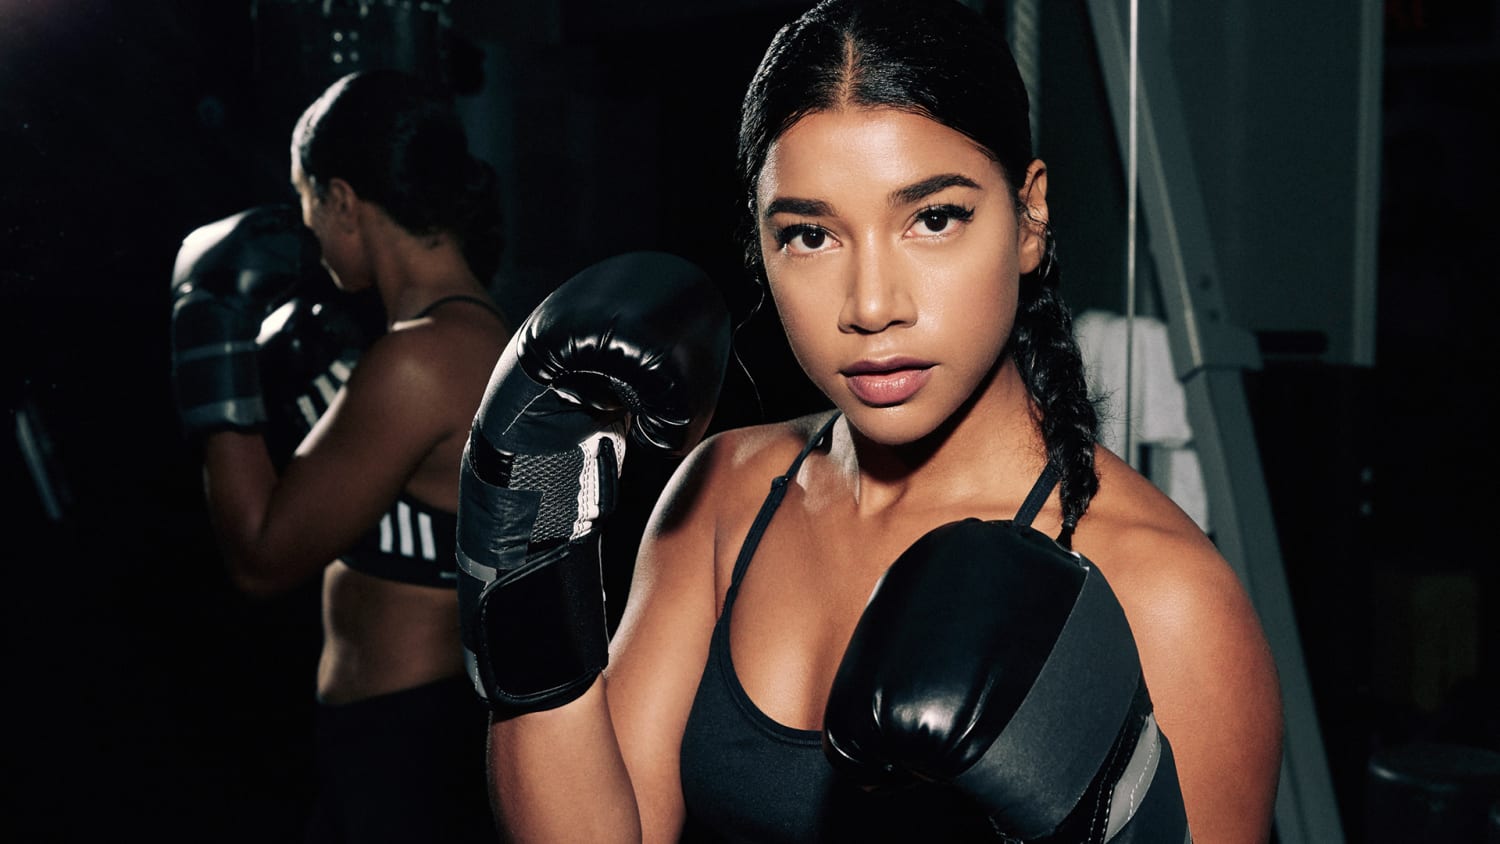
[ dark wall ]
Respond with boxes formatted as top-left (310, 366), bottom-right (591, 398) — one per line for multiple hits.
top-left (3, 6), bottom-right (319, 839)
top-left (1363, 0), bottom-right (1500, 780)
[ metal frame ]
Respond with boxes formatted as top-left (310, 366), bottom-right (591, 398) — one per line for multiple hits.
top-left (1082, 1), bottom-right (1345, 841)
top-left (1352, 0), bottom-right (1385, 366)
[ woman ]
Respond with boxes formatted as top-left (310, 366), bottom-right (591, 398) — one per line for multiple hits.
top-left (182, 70), bottom-right (509, 841)
top-left (481, 2), bottom-right (1282, 841)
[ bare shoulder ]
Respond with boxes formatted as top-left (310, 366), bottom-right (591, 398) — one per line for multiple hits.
top-left (1072, 446), bottom-right (1271, 692)
top-left (648, 411), bottom-right (836, 538)
top-left (383, 304), bottom-right (510, 382)
top-left (1073, 446), bottom-right (1237, 617)
top-left (354, 308), bottom-right (509, 416)
top-left (698, 411), bottom-right (835, 473)
top-left (627, 411), bottom-right (837, 624)
top-left (1075, 446), bottom-right (1283, 841)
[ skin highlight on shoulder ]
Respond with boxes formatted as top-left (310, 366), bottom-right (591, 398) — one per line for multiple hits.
top-left (1065, 446), bottom-right (1282, 842)
top-left (656, 413), bottom-right (835, 528)
top-left (1074, 447), bottom-right (1218, 571)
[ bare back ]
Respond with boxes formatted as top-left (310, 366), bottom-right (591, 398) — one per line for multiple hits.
top-left (317, 297), bottom-right (510, 703)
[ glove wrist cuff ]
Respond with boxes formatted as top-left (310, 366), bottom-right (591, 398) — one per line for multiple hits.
top-left (459, 537), bottom-right (610, 718)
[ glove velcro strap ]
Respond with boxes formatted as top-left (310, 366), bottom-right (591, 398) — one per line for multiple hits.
top-left (460, 539), bottom-right (609, 719)
top-left (172, 292), bottom-right (266, 435)
top-left (954, 566), bottom-right (1142, 840)
top-left (173, 343), bottom-right (267, 434)
top-left (456, 437), bottom-right (612, 718)
top-left (1021, 678), bottom-right (1187, 844)
top-left (1102, 722), bottom-right (1190, 844)
top-left (178, 396), bottom-right (267, 435)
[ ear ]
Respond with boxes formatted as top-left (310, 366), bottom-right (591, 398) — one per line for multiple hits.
top-left (324, 177), bottom-right (360, 233)
top-left (1016, 159), bottom-right (1049, 275)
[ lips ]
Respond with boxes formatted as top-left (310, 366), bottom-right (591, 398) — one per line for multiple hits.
top-left (842, 357), bottom-right (934, 407)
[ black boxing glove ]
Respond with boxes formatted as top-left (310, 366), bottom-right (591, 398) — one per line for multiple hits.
top-left (823, 519), bottom-right (1190, 843)
top-left (169, 204), bottom-right (321, 439)
top-left (456, 251), bottom-right (730, 718)
top-left (256, 287), bottom-right (382, 468)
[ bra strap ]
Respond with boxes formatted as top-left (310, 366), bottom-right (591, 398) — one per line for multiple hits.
top-left (1014, 462), bottom-right (1061, 529)
top-left (410, 294), bottom-right (504, 321)
top-left (724, 412), bottom-right (840, 599)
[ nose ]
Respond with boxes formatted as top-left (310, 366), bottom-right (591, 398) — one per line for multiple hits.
top-left (837, 246), bottom-right (916, 334)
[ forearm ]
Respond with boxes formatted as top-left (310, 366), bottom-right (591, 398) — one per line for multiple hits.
top-left (200, 430), bottom-right (314, 595)
top-left (488, 680), bottom-right (643, 844)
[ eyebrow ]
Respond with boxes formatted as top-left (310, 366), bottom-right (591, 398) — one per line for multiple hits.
top-left (888, 173), bottom-right (982, 207)
top-left (762, 173), bottom-right (982, 221)
top-left (762, 197), bottom-right (834, 220)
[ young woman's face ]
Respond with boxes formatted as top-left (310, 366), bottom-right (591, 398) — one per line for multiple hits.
top-left (756, 107), bottom-right (1046, 445)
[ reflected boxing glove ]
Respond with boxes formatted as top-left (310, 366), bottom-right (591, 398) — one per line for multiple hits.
top-left (169, 204), bottom-right (321, 438)
top-left (823, 519), bottom-right (1190, 843)
top-left (457, 251), bottom-right (730, 718)
top-left (256, 287), bottom-right (382, 468)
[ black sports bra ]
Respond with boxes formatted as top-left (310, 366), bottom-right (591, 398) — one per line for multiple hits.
top-left (678, 412), bottom-right (1061, 842)
top-left (342, 493), bottom-right (460, 588)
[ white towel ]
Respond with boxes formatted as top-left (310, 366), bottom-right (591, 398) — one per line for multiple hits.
top-left (1074, 309), bottom-right (1210, 531)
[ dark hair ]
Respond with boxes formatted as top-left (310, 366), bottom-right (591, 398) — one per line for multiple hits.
top-left (291, 69), bottom-right (504, 282)
top-left (738, 0), bottom-right (1100, 538)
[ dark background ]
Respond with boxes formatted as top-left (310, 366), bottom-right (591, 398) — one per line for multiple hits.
top-left (1, 0), bottom-right (1496, 840)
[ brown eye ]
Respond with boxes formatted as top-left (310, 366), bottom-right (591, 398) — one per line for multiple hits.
top-left (917, 210), bottom-right (953, 232)
top-left (909, 204), bottom-right (975, 238)
top-left (776, 223), bottom-right (832, 254)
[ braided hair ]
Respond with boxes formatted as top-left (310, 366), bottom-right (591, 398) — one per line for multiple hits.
top-left (737, 0), bottom-right (1101, 537)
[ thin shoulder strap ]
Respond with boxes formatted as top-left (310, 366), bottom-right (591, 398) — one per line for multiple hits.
top-left (411, 294), bottom-right (505, 322)
top-left (724, 412), bottom-right (840, 598)
top-left (1013, 462), bottom-right (1061, 529)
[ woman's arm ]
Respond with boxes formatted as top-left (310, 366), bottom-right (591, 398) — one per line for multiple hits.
top-left (1093, 512), bottom-right (1283, 843)
top-left (202, 327), bottom-right (457, 595)
top-left (1140, 535), bottom-right (1283, 843)
top-left (1077, 449), bottom-right (1283, 842)
top-left (486, 433), bottom-right (726, 844)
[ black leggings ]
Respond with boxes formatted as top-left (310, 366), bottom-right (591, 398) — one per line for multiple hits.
top-left (305, 675), bottom-right (497, 844)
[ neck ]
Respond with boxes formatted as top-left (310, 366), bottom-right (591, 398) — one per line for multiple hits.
top-left (837, 356), bottom-right (1050, 518)
top-left (365, 224), bottom-right (485, 327)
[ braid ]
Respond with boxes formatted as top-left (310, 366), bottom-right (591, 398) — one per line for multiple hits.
top-left (1011, 227), bottom-right (1100, 544)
